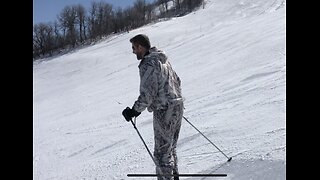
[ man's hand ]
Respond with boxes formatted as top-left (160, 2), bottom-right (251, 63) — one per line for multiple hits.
top-left (122, 107), bottom-right (141, 121)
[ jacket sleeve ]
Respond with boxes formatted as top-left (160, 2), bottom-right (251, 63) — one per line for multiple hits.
top-left (132, 61), bottom-right (159, 112)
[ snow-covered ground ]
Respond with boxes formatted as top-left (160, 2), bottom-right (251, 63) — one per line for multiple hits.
top-left (33, 0), bottom-right (286, 179)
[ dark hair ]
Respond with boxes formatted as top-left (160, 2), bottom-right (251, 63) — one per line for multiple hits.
top-left (130, 34), bottom-right (151, 50)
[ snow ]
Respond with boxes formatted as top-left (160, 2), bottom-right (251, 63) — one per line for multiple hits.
top-left (33, 0), bottom-right (286, 179)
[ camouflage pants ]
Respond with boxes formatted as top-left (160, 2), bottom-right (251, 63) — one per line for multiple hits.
top-left (153, 102), bottom-right (183, 180)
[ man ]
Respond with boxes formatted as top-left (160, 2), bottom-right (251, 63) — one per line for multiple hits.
top-left (122, 34), bottom-right (184, 180)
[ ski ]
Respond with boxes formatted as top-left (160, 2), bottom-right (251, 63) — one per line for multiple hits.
top-left (127, 173), bottom-right (227, 177)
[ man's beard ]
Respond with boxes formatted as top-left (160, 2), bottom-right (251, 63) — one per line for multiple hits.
top-left (136, 54), bottom-right (143, 60)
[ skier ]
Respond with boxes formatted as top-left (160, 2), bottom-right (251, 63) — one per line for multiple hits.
top-left (122, 34), bottom-right (184, 180)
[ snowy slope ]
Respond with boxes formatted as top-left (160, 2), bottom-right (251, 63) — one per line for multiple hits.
top-left (33, 0), bottom-right (286, 179)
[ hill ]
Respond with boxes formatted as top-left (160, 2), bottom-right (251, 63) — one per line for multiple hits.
top-left (33, 0), bottom-right (286, 179)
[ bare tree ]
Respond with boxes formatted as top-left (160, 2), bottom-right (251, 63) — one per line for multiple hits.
top-left (87, 1), bottom-right (114, 39)
top-left (33, 23), bottom-right (56, 58)
top-left (133, 0), bottom-right (147, 27)
top-left (75, 4), bottom-right (87, 43)
top-left (158, 0), bottom-right (170, 14)
top-left (145, 3), bottom-right (156, 22)
top-left (182, 0), bottom-right (204, 12)
top-left (113, 7), bottom-right (125, 33)
top-left (58, 5), bottom-right (78, 48)
top-left (87, 2), bottom-right (99, 40)
top-left (174, 0), bottom-right (181, 13)
top-left (99, 2), bottom-right (113, 35)
top-left (123, 7), bottom-right (135, 31)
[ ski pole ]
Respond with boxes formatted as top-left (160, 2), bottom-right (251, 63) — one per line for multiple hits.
top-left (183, 116), bottom-right (232, 162)
top-left (129, 117), bottom-right (165, 177)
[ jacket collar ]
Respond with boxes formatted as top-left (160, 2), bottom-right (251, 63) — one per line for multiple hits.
top-left (138, 50), bottom-right (150, 68)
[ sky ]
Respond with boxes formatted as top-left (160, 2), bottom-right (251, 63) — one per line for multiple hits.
top-left (33, 0), bottom-right (286, 179)
top-left (33, 0), bottom-right (155, 25)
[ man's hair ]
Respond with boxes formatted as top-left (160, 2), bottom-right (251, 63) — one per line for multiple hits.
top-left (130, 34), bottom-right (151, 50)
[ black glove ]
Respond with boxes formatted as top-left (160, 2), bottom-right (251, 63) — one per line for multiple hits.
top-left (122, 107), bottom-right (141, 121)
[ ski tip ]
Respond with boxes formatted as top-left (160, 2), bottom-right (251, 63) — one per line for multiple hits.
top-left (227, 157), bottom-right (232, 162)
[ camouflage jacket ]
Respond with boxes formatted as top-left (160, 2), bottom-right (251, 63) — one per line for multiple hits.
top-left (133, 47), bottom-right (183, 112)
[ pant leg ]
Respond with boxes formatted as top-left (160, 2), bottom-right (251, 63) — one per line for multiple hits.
top-left (171, 103), bottom-right (183, 180)
top-left (153, 103), bottom-right (183, 180)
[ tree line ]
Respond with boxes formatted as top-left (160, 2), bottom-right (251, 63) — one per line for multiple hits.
top-left (33, 0), bottom-right (204, 60)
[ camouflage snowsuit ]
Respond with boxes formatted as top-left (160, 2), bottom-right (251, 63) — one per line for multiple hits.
top-left (133, 47), bottom-right (184, 180)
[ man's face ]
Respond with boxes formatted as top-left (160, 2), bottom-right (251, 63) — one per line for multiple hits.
top-left (132, 43), bottom-right (144, 60)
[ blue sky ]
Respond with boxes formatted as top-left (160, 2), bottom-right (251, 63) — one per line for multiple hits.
top-left (33, 0), bottom-right (155, 25)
